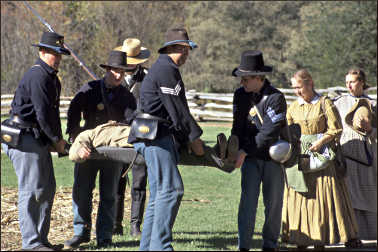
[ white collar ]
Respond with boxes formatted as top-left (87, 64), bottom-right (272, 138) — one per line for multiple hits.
top-left (298, 93), bottom-right (320, 105)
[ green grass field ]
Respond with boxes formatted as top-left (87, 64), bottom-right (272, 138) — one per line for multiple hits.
top-left (1, 123), bottom-right (267, 251)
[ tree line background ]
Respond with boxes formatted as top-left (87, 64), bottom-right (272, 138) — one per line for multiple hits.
top-left (1, 1), bottom-right (377, 96)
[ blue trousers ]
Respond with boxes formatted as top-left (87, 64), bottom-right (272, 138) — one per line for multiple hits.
top-left (133, 135), bottom-right (184, 251)
top-left (238, 158), bottom-right (284, 250)
top-left (71, 159), bottom-right (122, 243)
top-left (2, 134), bottom-right (56, 250)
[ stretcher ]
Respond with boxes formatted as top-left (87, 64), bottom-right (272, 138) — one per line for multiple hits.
top-left (88, 145), bottom-right (235, 174)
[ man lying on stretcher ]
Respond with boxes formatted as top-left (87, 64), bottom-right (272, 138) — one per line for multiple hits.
top-left (68, 121), bottom-right (239, 173)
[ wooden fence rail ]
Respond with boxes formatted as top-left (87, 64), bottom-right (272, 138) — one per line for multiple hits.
top-left (1, 86), bottom-right (376, 122)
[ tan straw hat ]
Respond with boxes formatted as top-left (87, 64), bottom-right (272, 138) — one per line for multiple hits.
top-left (345, 98), bottom-right (374, 136)
top-left (114, 38), bottom-right (150, 65)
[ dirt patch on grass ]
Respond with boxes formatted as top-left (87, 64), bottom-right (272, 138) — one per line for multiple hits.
top-left (1, 186), bottom-right (132, 250)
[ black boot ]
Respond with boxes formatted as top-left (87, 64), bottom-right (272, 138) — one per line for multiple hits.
top-left (113, 194), bottom-right (125, 235)
top-left (130, 222), bottom-right (141, 237)
top-left (130, 199), bottom-right (145, 237)
top-left (64, 235), bottom-right (90, 249)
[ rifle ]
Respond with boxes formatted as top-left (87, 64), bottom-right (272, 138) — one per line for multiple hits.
top-left (23, 1), bottom-right (98, 80)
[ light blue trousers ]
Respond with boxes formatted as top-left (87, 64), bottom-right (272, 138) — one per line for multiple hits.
top-left (134, 135), bottom-right (184, 251)
top-left (2, 133), bottom-right (56, 250)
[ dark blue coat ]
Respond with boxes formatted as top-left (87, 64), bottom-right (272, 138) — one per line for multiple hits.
top-left (10, 58), bottom-right (63, 144)
top-left (231, 79), bottom-right (287, 160)
top-left (66, 79), bottom-right (136, 139)
top-left (128, 54), bottom-right (202, 144)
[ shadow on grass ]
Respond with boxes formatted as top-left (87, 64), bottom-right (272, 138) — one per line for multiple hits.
top-left (76, 240), bottom-right (140, 250)
top-left (112, 240), bottom-right (140, 248)
top-left (174, 231), bottom-right (264, 250)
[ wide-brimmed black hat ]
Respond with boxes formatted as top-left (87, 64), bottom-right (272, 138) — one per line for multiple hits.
top-left (99, 50), bottom-right (134, 71)
top-left (232, 50), bottom-right (272, 77)
top-left (32, 31), bottom-right (70, 55)
top-left (158, 27), bottom-right (198, 53)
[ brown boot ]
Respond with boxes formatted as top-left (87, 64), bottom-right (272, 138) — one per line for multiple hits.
top-left (206, 134), bottom-right (237, 173)
top-left (204, 145), bottom-right (235, 173)
top-left (214, 133), bottom-right (227, 159)
top-left (178, 137), bottom-right (234, 172)
top-left (226, 135), bottom-right (239, 162)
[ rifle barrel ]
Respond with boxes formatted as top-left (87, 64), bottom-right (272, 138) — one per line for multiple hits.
top-left (23, 1), bottom-right (98, 80)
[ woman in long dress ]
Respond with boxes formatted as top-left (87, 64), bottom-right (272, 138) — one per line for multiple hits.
top-left (333, 68), bottom-right (377, 240)
top-left (281, 69), bottom-right (360, 249)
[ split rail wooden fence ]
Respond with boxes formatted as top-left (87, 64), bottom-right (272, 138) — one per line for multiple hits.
top-left (1, 86), bottom-right (376, 122)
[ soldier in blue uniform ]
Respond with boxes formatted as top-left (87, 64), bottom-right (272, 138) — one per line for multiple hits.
top-left (64, 50), bottom-right (136, 249)
top-left (113, 38), bottom-right (151, 237)
top-left (231, 50), bottom-right (287, 251)
top-left (128, 27), bottom-right (205, 251)
top-left (1, 31), bottom-right (70, 251)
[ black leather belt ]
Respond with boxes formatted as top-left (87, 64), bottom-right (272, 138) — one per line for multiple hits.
top-left (136, 113), bottom-right (170, 124)
top-left (10, 115), bottom-right (38, 128)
